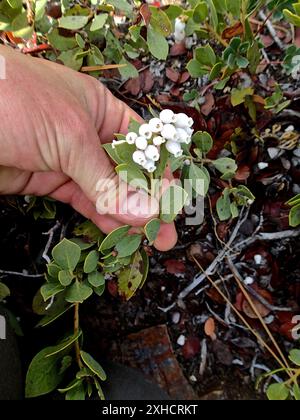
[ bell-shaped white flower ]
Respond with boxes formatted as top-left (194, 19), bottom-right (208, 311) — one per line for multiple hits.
top-left (161, 123), bottom-right (178, 141)
top-left (135, 136), bottom-right (148, 150)
top-left (139, 124), bottom-right (152, 139)
top-left (143, 159), bottom-right (156, 173)
top-left (132, 150), bottom-right (147, 166)
top-left (174, 113), bottom-right (193, 128)
top-left (126, 132), bottom-right (138, 144)
top-left (153, 136), bottom-right (164, 146)
top-left (175, 18), bottom-right (186, 33)
top-left (175, 30), bottom-right (185, 43)
top-left (185, 127), bottom-right (194, 136)
top-left (166, 140), bottom-right (183, 158)
top-left (149, 118), bottom-right (163, 133)
top-left (176, 128), bottom-right (190, 143)
top-left (159, 109), bottom-right (176, 124)
top-left (174, 18), bottom-right (186, 43)
top-left (145, 145), bottom-right (160, 162)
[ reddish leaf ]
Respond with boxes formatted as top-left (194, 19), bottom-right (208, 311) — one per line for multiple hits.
top-left (107, 279), bottom-right (118, 297)
top-left (164, 259), bottom-right (185, 274)
top-left (182, 336), bottom-right (201, 359)
top-left (241, 288), bottom-right (273, 319)
top-left (201, 92), bottom-right (215, 116)
top-left (141, 69), bottom-right (154, 93)
top-left (170, 42), bottom-right (186, 56)
top-left (204, 317), bottom-right (216, 340)
top-left (170, 86), bottom-right (181, 97)
top-left (166, 67), bottom-right (180, 83)
top-left (179, 71), bottom-right (190, 84)
top-left (140, 4), bottom-right (151, 26)
top-left (124, 77), bottom-right (141, 96)
top-left (235, 165), bottom-right (251, 181)
top-left (222, 22), bottom-right (244, 39)
top-left (260, 34), bottom-right (274, 48)
top-left (156, 93), bottom-right (172, 103)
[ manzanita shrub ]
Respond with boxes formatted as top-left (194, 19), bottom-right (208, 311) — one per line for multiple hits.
top-left (1, 0), bottom-right (300, 400)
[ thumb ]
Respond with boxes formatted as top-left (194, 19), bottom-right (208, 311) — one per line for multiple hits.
top-left (63, 119), bottom-right (159, 226)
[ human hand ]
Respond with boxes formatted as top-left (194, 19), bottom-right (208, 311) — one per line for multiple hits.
top-left (0, 45), bottom-right (177, 251)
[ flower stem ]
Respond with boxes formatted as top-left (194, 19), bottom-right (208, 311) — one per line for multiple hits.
top-left (74, 303), bottom-right (83, 369)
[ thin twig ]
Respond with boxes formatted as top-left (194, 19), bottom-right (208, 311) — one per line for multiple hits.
top-left (233, 228), bottom-right (300, 253)
top-left (192, 257), bottom-right (289, 372)
top-left (0, 270), bottom-right (44, 278)
top-left (42, 221), bottom-right (61, 264)
top-left (244, 283), bottom-right (291, 313)
top-left (179, 207), bottom-right (249, 299)
top-left (226, 257), bottom-right (291, 373)
top-left (258, 10), bottom-right (284, 50)
top-left (74, 303), bottom-right (83, 369)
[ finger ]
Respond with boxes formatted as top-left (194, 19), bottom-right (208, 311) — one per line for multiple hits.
top-left (18, 170), bottom-right (123, 233)
top-left (154, 222), bottom-right (178, 251)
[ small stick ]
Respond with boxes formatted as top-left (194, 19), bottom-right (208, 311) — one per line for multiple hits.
top-left (42, 221), bottom-right (61, 264)
top-left (0, 270), bottom-right (44, 278)
top-left (258, 10), bottom-right (284, 50)
top-left (227, 257), bottom-right (291, 374)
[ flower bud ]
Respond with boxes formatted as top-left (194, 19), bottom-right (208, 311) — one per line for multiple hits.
top-left (174, 113), bottom-right (193, 128)
top-left (145, 145), bottom-right (160, 162)
top-left (176, 127), bottom-right (190, 143)
top-left (175, 18), bottom-right (186, 32)
top-left (153, 136), bottom-right (164, 146)
top-left (132, 150), bottom-right (147, 166)
top-left (159, 109), bottom-right (176, 124)
top-left (135, 136), bottom-right (148, 150)
top-left (139, 124), bottom-right (152, 139)
top-left (166, 140), bottom-right (183, 158)
top-left (161, 123), bottom-right (178, 141)
top-left (149, 118), bottom-right (163, 133)
top-left (126, 132), bottom-right (138, 144)
top-left (143, 159), bottom-right (156, 173)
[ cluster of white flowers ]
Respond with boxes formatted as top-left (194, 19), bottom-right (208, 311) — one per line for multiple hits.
top-left (112, 110), bottom-right (194, 173)
top-left (174, 18), bottom-right (186, 44)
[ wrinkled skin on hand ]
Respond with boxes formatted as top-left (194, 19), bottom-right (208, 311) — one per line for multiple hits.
top-left (0, 45), bottom-right (177, 251)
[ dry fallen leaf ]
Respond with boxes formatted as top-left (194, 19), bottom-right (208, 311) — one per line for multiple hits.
top-left (164, 259), bottom-right (185, 274)
top-left (222, 22), bottom-right (244, 39)
top-left (201, 92), bottom-right (215, 116)
top-left (204, 317), bottom-right (217, 340)
top-left (241, 288), bottom-right (273, 319)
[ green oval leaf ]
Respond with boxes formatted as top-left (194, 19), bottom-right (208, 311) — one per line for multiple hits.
top-left (115, 163), bottom-right (148, 191)
top-left (289, 349), bottom-right (300, 366)
top-left (90, 13), bottom-right (108, 31)
top-left (99, 225), bottom-right (131, 253)
top-left (87, 271), bottom-right (105, 288)
top-left (80, 351), bottom-right (107, 381)
top-left (58, 270), bottom-right (74, 287)
top-left (192, 131), bottom-right (213, 153)
top-left (52, 238), bottom-right (81, 271)
top-left (160, 185), bottom-right (189, 223)
top-left (147, 25), bottom-right (169, 60)
top-left (84, 250), bottom-right (99, 274)
top-left (118, 251), bottom-right (144, 300)
top-left (65, 280), bottom-right (93, 303)
top-left (144, 218), bottom-right (161, 244)
top-left (266, 383), bottom-right (290, 401)
top-left (58, 15), bottom-right (89, 30)
top-left (212, 157), bottom-right (238, 174)
top-left (115, 234), bottom-right (142, 258)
